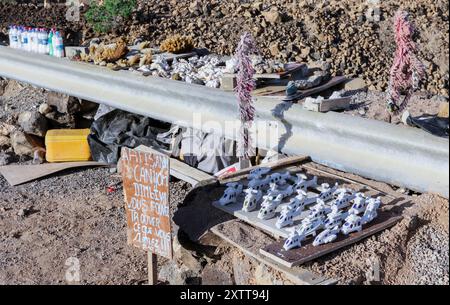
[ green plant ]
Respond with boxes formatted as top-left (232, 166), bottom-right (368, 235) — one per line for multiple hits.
top-left (85, 0), bottom-right (136, 33)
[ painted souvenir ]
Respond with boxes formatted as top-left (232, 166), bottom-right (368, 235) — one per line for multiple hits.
top-left (292, 175), bottom-right (318, 192)
top-left (318, 182), bottom-right (339, 202)
top-left (348, 192), bottom-right (368, 215)
top-left (313, 226), bottom-right (341, 246)
top-left (361, 196), bottom-right (382, 224)
top-left (283, 230), bottom-right (306, 251)
top-left (218, 183), bottom-right (243, 206)
top-left (248, 167), bottom-right (271, 181)
top-left (341, 214), bottom-right (363, 235)
top-left (242, 188), bottom-right (263, 212)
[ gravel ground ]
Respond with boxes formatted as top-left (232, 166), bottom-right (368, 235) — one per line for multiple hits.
top-left (0, 165), bottom-right (190, 285)
top-left (0, 0), bottom-right (448, 95)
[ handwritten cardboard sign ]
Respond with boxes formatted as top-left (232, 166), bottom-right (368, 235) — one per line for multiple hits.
top-left (121, 146), bottom-right (172, 259)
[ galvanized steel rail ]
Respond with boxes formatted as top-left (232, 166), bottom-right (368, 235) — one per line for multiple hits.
top-left (0, 46), bottom-right (448, 198)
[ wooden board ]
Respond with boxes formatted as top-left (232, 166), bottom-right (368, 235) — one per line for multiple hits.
top-left (260, 212), bottom-right (403, 268)
top-left (0, 161), bottom-right (108, 186)
top-left (219, 155), bottom-right (310, 181)
top-left (170, 157), bottom-right (215, 187)
top-left (282, 76), bottom-right (348, 101)
top-left (223, 63), bottom-right (307, 82)
top-left (121, 146), bottom-right (172, 259)
top-left (213, 187), bottom-right (336, 239)
top-left (210, 220), bottom-right (336, 285)
top-left (135, 145), bottom-right (215, 187)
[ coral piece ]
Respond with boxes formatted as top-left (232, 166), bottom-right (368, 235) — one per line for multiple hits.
top-left (386, 10), bottom-right (426, 114)
top-left (160, 35), bottom-right (194, 54)
top-left (127, 54), bottom-right (140, 66)
top-left (235, 32), bottom-right (258, 159)
top-left (139, 52), bottom-right (152, 67)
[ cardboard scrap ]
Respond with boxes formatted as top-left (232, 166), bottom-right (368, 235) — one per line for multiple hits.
top-left (0, 161), bottom-right (108, 186)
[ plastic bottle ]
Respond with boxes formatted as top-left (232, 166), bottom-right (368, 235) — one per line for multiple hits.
top-left (21, 27), bottom-right (30, 51)
top-left (32, 28), bottom-right (40, 53)
top-left (38, 28), bottom-right (48, 54)
top-left (47, 29), bottom-right (54, 56)
top-left (8, 26), bottom-right (14, 48)
top-left (16, 26), bottom-right (23, 49)
top-left (53, 31), bottom-right (64, 58)
top-left (9, 25), bottom-right (19, 48)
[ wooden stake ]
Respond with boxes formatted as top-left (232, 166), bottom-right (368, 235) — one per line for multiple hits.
top-left (147, 252), bottom-right (158, 285)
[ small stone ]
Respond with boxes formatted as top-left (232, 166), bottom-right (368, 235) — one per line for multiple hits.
top-left (18, 111), bottom-right (48, 137)
top-left (38, 103), bottom-right (53, 115)
top-left (269, 43), bottom-right (280, 57)
top-left (0, 122), bottom-right (16, 136)
top-left (10, 131), bottom-right (43, 157)
top-left (0, 151), bottom-right (15, 166)
top-left (262, 8), bottom-right (282, 24)
top-left (158, 261), bottom-right (199, 285)
top-left (47, 92), bottom-right (81, 114)
top-left (0, 135), bottom-right (9, 148)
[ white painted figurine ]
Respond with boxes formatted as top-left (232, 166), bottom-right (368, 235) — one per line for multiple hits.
top-left (283, 230), bottom-right (306, 251)
top-left (292, 175), bottom-right (318, 192)
top-left (341, 214), bottom-right (363, 235)
top-left (313, 226), bottom-right (341, 246)
top-left (258, 194), bottom-right (283, 220)
top-left (318, 183), bottom-right (339, 202)
top-left (268, 171), bottom-right (292, 186)
top-left (348, 192), bottom-right (367, 215)
top-left (297, 217), bottom-right (324, 237)
top-left (295, 189), bottom-right (318, 206)
top-left (323, 206), bottom-right (348, 229)
top-left (247, 176), bottom-right (270, 191)
top-left (264, 183), bottom-right (293, 201)
top-left (248, 167), bottom-right (271, 181)
top-left (361, 196), bottom-right (381, 224)
top-left (218, 182), bottom-right (243, 206)
top-left (242, 188), bottom-right (263, 212)
top-left (331, 190), bottom-right (356, 210)
top-left (307, 201), bottom-right (329, 222)
top-left (275, 197), bottom-right (305, 228)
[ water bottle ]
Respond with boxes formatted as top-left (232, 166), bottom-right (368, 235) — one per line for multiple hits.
top-left (16, 26), bottom-right (23, 49)
top-left (9, 25), bottom-right (19, 48)
top-left (8, 25), bottom-right (14, 48)
top-left (47, 29), bottom-right (54, 56)
top-left (53, 31), bottom-right (64, 58)
top-left (39, 28), bottom-right (48, 54)
top-left (32, 28), bottom-right (39, 53)
top-left (21, 27), bottom-right (30, 51)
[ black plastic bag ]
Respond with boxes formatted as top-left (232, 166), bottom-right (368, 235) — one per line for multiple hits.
top-left (88, 109), bottom-right (170, 163)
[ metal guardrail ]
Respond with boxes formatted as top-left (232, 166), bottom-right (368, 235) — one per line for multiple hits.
top-left (0, 46), bottom-right (448, 198)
